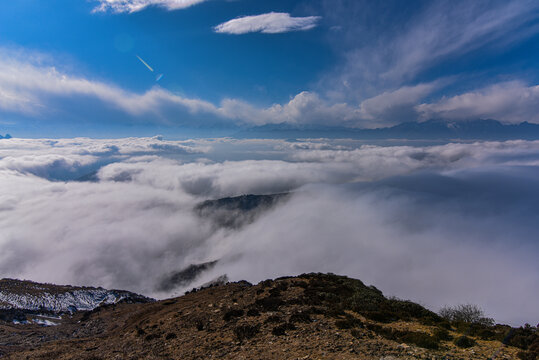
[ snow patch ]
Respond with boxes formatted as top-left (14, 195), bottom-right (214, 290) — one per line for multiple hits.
top-left (0, 289), bottom-right (127, 313)
top-left (32, 318), bottom-right (58, 326)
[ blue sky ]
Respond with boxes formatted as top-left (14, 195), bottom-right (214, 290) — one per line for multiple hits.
top-left (1, 0), bottom-right (539, 137)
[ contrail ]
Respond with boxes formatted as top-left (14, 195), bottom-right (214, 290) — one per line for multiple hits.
top-left (136, 55), bottom-right (154, 72)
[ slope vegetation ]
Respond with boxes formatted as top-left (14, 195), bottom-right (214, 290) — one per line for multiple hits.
top-left (1, 274), bottom-right (537, 359)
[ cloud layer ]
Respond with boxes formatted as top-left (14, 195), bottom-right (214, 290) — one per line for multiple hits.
top-left (4, 47), bottom-right (539, 129)
top-left (0, 137), bottom-right (538, 325)
top-left (0, 51), bottom-right (219, 121)
top-left (214, 12), bottom-right (321, 34)
top-left (93, 0), bottom-right (207, 13)
top-left (0, 51), bottom-right (362, 127)
top-left (416, 81), bottom-right (539, 123)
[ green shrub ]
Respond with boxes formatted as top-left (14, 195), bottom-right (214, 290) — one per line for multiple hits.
top-left (364, 310), bottom-right (398, 323)
top-left (289, 311), bottom-right (312, 324)
top-left (268, 288), bottom-right (282, 297)
top-left (223, 309), bottom-right (244, 321)
top-left (366, 323), bottom-right (396, 340)
top-left (366, 323), bottom-right (440, 350)
top-left (255, 296), bottom-right (284, 311)
top-left (297, 274), bottom-right (441, 324)
top-left (433, 327), bottom-right (453, 341)
top-left (477, 328), bottom-right (496, 340)
top-left (272, 326), bottom-right (286, 336)
top-left (259, 279), bottom-right (273, 288)
top-left (144, 333), bottom-right (161, 341)
top-left (234, 324), bottom-right (260, 342)
top-left (400, 332), bottom-right (440, 350)
top-left (246, 308), bottom-right (260, 317)
top-left (454, 335), bottom-right (476, 348)
top-left (135, 326), bottom-right (145, 336)
top-left (335, 319), bottom-right (354, 329)
top-left (351, 328), bottom-right (362, 339)
top-left (335, 315), bottom-right (363, 329)
top-left (308, 306), bottom-right (325, 314)
top-left (271, 322), bottom-right (296, 336)
top-left (503, 325), bottom-right (538, 350)
top-left (195, 320), bottom-right (205, 331)
top-left (517, 351), bottom-right (537, 360)
top-left (264, 315), bottom-right (282, 323)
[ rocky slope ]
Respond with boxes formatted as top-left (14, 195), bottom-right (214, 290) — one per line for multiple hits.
top-left (0, 279), bottom-right (152, 314)
top-left (0, 278), bottom-right (153, 333)
top-left (1, 273), bottom-right (537, 359)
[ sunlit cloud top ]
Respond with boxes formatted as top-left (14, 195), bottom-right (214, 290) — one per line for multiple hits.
top-left (93, 0), bottom-right (207, 13)
top-left (214, 12), bottom-right (322, 34)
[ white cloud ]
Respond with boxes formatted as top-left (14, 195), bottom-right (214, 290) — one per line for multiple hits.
top-left (0, 51), bottom-right (366, 126)
top-left (221, 91), bottom-right (361, 126)
top-left (3, 48), bottom-right (539, 129)
top-left (0, 138), bottom-right (538, 324)
top-left (0, 52), bottom-right (221, 120)
top-left (357, 82), bottom-right (441, 127)
top-left (93, 0), bottom-right (207, 13)
top-left (0, 137), bottom-right (205, 180)
top-left (416, 81), bottom-right (539, 123)
top-left (214, 12), bottom-right (321, 35)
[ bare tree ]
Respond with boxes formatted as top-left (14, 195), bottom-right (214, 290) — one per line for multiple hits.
top-left (439, 304), bottom-right (494, 326)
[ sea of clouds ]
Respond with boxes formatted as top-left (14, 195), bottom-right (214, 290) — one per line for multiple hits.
top-left (0, 137), bottom-right (538, 325)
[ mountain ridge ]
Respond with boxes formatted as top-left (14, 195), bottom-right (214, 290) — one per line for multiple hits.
top-left (1, 274), bottom-right (536, 359)
top-left (234, 119), bottom-right (539, 140)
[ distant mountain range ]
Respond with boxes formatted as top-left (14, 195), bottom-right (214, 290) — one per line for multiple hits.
top-left (234, 119), bottom-right (539, 140)
top-left (4, 119), bottom-right (539, 140)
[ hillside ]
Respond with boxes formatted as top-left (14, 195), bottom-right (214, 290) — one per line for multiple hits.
top-left (194, 193), bottom-right (290, 229)
top-left (1, 274), bottom-right (537, 359)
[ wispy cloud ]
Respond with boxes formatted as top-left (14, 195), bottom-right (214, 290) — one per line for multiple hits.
top-left (319, 0), bottom-right (539, 102)
top-left (93, 0), bottom-right (207, 13)
top-left (380, 1), bottom-right (539, 83)
top-left (214, 12), bottom-right (321, 35)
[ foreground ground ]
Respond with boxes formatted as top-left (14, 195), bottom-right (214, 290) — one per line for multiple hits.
top-left (1, 273), bottom-right (537, 359)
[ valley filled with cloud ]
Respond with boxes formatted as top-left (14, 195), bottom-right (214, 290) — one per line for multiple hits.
top-left (1, 4), bottom-right (539, 357)
top-left (0, 137), bottom-right (537, 325)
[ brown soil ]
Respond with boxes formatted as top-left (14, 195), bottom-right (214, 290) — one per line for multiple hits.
top-left (0, 274), bottom-right (527, 359)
